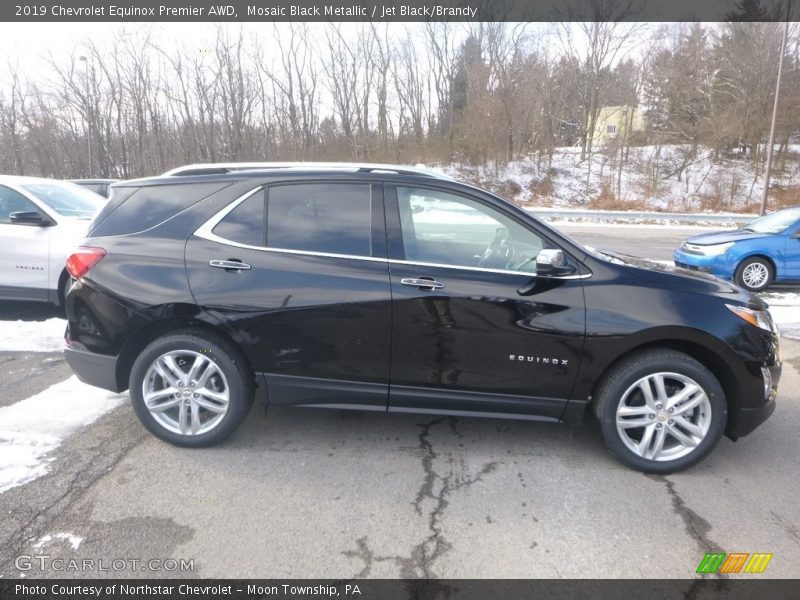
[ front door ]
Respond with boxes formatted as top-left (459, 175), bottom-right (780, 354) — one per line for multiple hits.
top-left (0, 185), bottom-right (51, 300)
top-left (386, 184), bottom-right (586, 420)
top-left (186, 181), bottom-right (391, 409)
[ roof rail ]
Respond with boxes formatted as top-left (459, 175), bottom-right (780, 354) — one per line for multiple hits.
top-left (161, 162), bottom-right (453, 180)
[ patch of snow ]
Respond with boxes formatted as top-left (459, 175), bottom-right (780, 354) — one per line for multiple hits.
top-left (33, 532), bottom-right (83, 551)
top-left (762, 292), bottom-right (800, 341)
top-left (0, 318), bottom-right (67, 352)
top-left (0, 377), bottom-right (126, 494)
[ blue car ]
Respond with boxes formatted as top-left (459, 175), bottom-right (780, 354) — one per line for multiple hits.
top-left (674, 206), bottom-right (800, 292)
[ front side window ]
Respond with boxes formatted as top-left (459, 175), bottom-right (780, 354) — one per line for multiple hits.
top-left (0, 186), bottom-right (40, 224)
top-left (266, 183), bottom-right (372, 257)
top-left (396, 186), bottom-right (545, 273)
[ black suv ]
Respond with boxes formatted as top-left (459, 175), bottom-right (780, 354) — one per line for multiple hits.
top-left (63, 163), bottom-right (781, 472)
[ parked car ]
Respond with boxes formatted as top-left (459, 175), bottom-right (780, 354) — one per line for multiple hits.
top-left (674, 206), bottom-right (800, 292)
top-left (63, 163), bottom-right (781, 473)
top-left (0, 176), bottom-right (105, 305)
top-left (68, 178), bottom-right (119, 198)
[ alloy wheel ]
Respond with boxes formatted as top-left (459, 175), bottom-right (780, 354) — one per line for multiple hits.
top-left (742, 262), bottom-right (769, 289)
top-left (142, 350), bottom-right (230, 436)
top-left (615, 372), bottom-right (712, 461)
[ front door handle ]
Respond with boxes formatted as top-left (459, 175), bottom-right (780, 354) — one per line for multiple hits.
top-left (400, 277), bottom-right (445, 290)
top-left (209, 259), bottom-right (251, 271)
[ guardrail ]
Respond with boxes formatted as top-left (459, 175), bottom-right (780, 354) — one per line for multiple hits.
top-left (525, 208), bottom-right (755, 225)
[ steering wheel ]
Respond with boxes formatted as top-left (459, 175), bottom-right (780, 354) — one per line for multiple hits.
top-left (478, 227), bottom-right (515, 269)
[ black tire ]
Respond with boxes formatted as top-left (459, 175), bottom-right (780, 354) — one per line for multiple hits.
top-left (734, 257), bottom-right (773, 292)
top-left (129, 330), bottom-right (254, 447)
top-left (594, 350), bottom-right (726, 473)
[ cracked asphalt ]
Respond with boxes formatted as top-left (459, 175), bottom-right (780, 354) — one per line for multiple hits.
top-left (1, 225), bottom-right (799, 579)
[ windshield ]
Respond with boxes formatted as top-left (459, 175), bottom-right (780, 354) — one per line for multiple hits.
top-left (22, 182), bottom-right (104, 218)
top-left (743, 208), bottom-right (800, 234)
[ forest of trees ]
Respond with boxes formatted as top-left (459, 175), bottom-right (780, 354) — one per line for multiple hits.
top-left (0, 19), bottom-right (798, 190)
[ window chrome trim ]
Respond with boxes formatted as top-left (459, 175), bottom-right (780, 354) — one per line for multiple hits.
top-left (194, 185), bottom-right (592, 279)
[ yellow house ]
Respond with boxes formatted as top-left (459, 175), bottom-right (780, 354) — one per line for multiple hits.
top-left (592, 105), bottom-right (643, 144)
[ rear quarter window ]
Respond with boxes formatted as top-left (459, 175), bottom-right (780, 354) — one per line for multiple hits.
top-left (90, 182), bottom-right (230, 237)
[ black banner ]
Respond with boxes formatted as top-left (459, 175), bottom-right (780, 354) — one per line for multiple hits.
top-left (3, 580), bottom-right (800, 600)
top-left (1, 0), bottom-right (797, 23)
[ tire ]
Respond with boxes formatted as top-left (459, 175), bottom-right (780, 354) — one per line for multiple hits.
top-left (735, 257), bottom-right (773, 292)
top-left (594, 350), bottom-right (726, 473)
top-left (129, 330), bottom-right (254, 447)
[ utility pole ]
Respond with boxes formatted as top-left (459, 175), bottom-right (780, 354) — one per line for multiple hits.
top-left (79, 55), bottom-right (92, 178)
top-left (760, 9), bottom-right (791, 216)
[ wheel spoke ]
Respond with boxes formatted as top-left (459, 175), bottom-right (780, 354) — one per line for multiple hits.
top-left (672, 391), bottom-right (707, 416)
top-left (194, 396), bottom-right (228, 413)
top-left (638, 379), bottom-right (656, 409)
top-left (618, 416), bottom-right (653, 429)
top-left (647, 425), bottom-right (668, 460)
top-left (144, 387), bottom-right (178, 404)
top-left (147, 396), bottom-right (181, 413)
top-left (665, 383), bottom-right (700, 410)
top-left (666, 422), bottom-right (698, 448)
top-left (154, 357), bottom-right (183, 388)
top-left (674, 417), bottom-right (705, 439)
top-left (637, 423), bottom-right (657, 454)
top-left (197, 387), bottom-right (228, 405)
top-left (187, 355), bottom-right (209, 384)
top-left (178, 400), bottom-right (191, 434)
top-left (190, 401), bottom-right (201, 434)
top-left (618, 405), bottom-right (653, 418)
top-left (652, 374), bottom-right (669, 405)
top-left (196, 362), bottom-right (219, 387)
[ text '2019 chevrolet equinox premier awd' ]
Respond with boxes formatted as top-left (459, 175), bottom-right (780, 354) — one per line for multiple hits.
top-left (63, 163), bottom-right (781, 473)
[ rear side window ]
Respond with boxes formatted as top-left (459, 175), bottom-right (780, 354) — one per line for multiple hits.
top-left (266, 183), bottom-right (371, 257)
top-left (90, 182), bottom-right (230, 237)
top-left (212, 190), bottom-right (265, 246)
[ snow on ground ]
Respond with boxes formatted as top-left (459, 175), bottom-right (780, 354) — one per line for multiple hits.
top-left (762, 292), bottom-right (800, 341)
top-left (33, 532), bottom-right (83, 551)
top-left (0, 377), bottom-right (126, 494)
top-left (0, 318), bottom-right (67, 352)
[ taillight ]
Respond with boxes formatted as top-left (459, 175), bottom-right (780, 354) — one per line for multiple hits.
top-left (66, 247), bottom-right (106, 280)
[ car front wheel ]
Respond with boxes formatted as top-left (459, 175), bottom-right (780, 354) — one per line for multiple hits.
top-left (129, 330), bottom-right (254, 447)
top-left (595, 350), bottom-right (727, 473)
top-left (735, 257), bottom-right (773, 292)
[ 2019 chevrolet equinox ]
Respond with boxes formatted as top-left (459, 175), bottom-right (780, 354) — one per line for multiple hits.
top-left (63, 163), bottom-right (781, 473)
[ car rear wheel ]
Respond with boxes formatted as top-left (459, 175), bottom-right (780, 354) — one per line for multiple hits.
top-left (595, 350), bottom-right (726, 473)
top-left (735, 257), bottom-right (773, 292)
top-left (129, 331), bottom-right (254, 447)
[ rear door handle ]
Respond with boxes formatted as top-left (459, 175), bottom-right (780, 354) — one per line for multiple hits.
top-left (400, 277), bottom-right (444, 290)
top-left (209, 259), bottom-right (251, 271)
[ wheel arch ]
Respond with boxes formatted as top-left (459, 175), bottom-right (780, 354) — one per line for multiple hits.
top-left (588, 336), bottom-right (741, 429)
top-left (736, 253), bottom-right (778, 278)
top-left (114, 312), bottom-right (259, 399)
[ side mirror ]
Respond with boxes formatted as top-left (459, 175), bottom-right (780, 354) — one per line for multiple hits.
top-left (536, 249), bottom-right (568, 274)
top-left (10, 211), bottom-right (54, 227)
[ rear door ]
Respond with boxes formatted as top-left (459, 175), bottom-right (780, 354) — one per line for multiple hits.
top-left (186, 180), bottom-right (392, 409)
top-left (386, 184), bottom-right (586, 419)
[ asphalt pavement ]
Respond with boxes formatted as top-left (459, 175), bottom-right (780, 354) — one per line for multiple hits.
top-left (1, 224), bottom-right (798, 579)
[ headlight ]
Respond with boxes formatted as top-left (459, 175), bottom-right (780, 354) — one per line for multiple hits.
top-left (726, 304), bottom-right (778, 333)
top-left (693, 242), bottom-right (734, 256)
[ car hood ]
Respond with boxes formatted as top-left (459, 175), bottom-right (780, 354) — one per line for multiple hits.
top-left (685, 229), bottom-right (771, 245)
top-left (602, 251), bottom-right (767, 309)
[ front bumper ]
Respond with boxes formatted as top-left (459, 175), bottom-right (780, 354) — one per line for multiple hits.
top-left (64, 345), bottom-right (123, 392)
top-left (673, 249), bottom-right (736, 279)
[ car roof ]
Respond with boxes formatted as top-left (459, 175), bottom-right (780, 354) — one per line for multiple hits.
top-left (69, 178), bottom-right (119, 184)
top-left (161, 162), bottom-right (453, 180)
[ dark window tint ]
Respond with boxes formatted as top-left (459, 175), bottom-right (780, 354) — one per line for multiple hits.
top-left (90, 182), bottom-right (229, 237)
top-left (212, 191), bottom-right (265, 246)
top-left (0, 186), bottom-right (39, 224)
top-left (267, 183), bottom-right (371, 257)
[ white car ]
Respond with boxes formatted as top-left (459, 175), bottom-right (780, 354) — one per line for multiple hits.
top-left (0, 176), bottom-right (105, 305)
